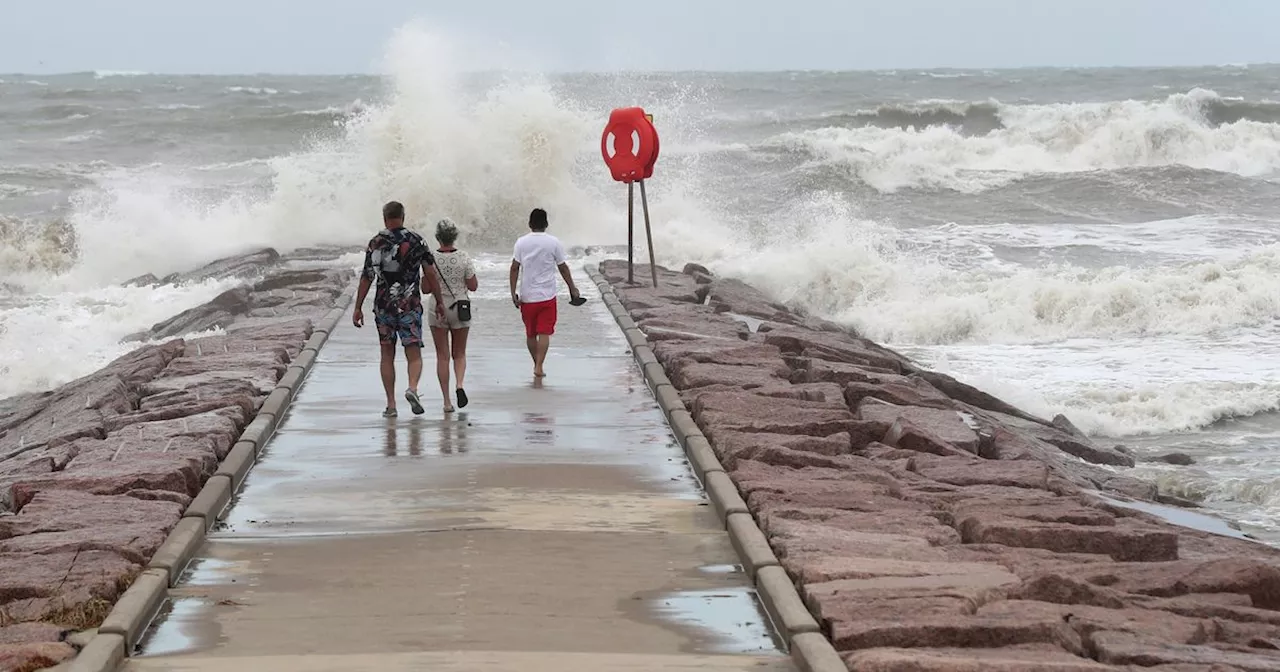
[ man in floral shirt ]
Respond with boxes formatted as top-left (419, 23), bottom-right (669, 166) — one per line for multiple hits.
top-left (352, 201), bottom-right (446, 417)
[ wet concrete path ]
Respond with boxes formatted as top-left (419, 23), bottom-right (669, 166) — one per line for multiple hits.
top-left (125, 263), bottom-right (792, 671)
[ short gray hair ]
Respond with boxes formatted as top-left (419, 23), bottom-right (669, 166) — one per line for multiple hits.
top-left (435, 218), bottom-right (459, 245)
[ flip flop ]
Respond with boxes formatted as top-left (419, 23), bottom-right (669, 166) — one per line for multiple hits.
top-left (404, 389), bottom-right (425, 415)
top-left (456, 388), bottom-right (469, 408)
top-left (569, 296), bottom-right (588, 307)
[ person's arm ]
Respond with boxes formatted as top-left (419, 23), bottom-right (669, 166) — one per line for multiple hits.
top-left (508, 259), bottom-right (521, 308)
top-left (352, 244), bottom-right (375, 326)
top-left (464, 255), bottom-right (478, 292)
top-left (355, 275), bottom-right (372, 308)
top-left (423, 260), bottom-right (446, 313)
top-left (557, 262), bottom-right (579, 300)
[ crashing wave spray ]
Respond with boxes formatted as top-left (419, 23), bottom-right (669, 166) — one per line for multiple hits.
top-left (22, 24), bottom-right (616, 289)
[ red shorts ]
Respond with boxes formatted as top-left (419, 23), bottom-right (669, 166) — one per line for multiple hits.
top-left (520, 298), bottom-right (557, 337)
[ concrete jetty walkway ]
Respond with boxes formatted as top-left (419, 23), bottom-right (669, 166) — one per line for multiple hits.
top-left (122, 264), bottom-right (793, 672)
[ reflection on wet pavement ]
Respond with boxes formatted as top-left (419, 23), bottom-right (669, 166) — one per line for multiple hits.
top-left (652, 589), bottom-right (782, 655)
top-left (130, 264), bottom-right (789, 669)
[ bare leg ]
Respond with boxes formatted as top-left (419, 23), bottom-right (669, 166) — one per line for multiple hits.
top-left (405, 345), bottom-right (423, 394)
top-left (451, 327), bottom-right (470, 408)
top-left (526, 336), bottom-right (536, 363)
top-left (431, 327), bottom-right (452, 411)
top-left (451, 328), bottom-right (469, 389)
top-left (533, 334), bottom-right (550, 377)
top-left (379, 343), bottom-right (397, 409)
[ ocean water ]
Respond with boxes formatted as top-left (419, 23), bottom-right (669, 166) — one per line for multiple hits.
top-left (5, 28), bottom-right (1280, 538)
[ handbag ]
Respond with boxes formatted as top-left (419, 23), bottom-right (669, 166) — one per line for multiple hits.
top-left (435, 256), bottom-right (472, 323)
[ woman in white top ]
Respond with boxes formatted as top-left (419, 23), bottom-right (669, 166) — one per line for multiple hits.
top-left (427, 219), bottom-right (478, 413)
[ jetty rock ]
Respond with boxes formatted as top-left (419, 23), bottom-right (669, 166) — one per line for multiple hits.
top-left (599, 258), bottom-right (1280, 672)
top-left (0, 249), bottom-right (354, 658)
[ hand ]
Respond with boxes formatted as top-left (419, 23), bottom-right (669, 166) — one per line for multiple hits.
top-left (569, 287), bottom-right (581, 302)
top-left (435, 301), bottom-right (446, 319)
top-left (352, 307), bottom-right (364, 328)
top-left (511, 292), bottom-right (521, 309)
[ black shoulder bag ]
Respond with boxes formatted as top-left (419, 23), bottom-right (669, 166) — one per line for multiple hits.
top-left (435, 257), bottom-right (472, 322)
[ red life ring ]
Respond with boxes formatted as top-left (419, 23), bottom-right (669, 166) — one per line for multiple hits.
top-left (601, 107), bottom-right (660, 183)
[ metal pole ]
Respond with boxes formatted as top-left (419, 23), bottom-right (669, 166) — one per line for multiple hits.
top-left (639, 179), bottom-right (657, 288)
top-left (627, 180), bottom-right (634, 285)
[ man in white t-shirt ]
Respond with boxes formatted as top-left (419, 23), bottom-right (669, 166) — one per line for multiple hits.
top-left (509, 208), bottom-right (581, 378)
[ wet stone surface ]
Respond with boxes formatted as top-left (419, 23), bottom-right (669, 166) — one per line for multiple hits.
top-left (0, 248), bottom-right (353, 667)
top-left (125, 261), bottom-right (787, 667)
top-left (600, 258), bottom-right (1280, 672)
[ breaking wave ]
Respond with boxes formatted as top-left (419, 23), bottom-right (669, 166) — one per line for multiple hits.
top-left (778, 89), bottom-right (1280, 192)
top-left (5, 24), bottom-right (614, 288)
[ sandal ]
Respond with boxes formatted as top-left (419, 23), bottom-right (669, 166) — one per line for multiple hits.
top-left (404, 389), bottom-right (425, 415)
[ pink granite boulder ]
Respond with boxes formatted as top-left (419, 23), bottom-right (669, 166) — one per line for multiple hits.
top-left (0, 641), bottom-right (77, 671)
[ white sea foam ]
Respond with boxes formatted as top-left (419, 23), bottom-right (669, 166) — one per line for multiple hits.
top-left (644, 190), bottom-right (1280, 438)
top-left (776, 88), bottom-right (1280, 192)
top-left (31, 25), bottom-right (617, 291)
top-left (6, 24), bottom-right (1280, 457)
top-left (915, 215), bottom-right (1280, 262)
top-left (226, 86), bottom-right (279, 95)
top-left (0, 280), bottom-right (240, 399)
top-left (0, 24), bottom-right (624, 398)
top-left (93, 70), bottom-right (149, 78)
top-left (898, 332), bottom-right (1280, 437)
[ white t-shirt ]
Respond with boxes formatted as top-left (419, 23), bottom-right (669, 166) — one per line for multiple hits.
top-left (433, 249), bottom-right (475, 303)
top-left (512, 232), bottom-right (567, 303)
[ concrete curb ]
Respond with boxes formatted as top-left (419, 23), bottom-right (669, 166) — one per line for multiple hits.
top-left (642, 361), bottom-right (673, 389)
top-left (632, 344), bottom-right (659, 367)
top-left (653, 385), bottom-right (685, 419)
top-left (275, 366), bottom-right (306, 396)
top-left (258, 387), bottom-right (292, 429)
top-left (65, 633), bottom-right (124, 672)
top-left (757, 565), bottom-right (821, 638)
top-left (705, 470), bottom-right (749, 524)
top-left (237, 414), bottom-right (276, 456)
top-left (288, 348), bottom-right (318, 374)
top-left (790, 632), bottom-right (848, 672)
top-left (185, 474), bottom-right (232, 529)
top-left (623, 327), bottom-right (647, 350)
top-left (313, 307), bottom-right (345, 335)
top-left (214, 440), bottom-right (256, 489)
top-left (300, 330), bottom-right (329, 353)
top-left (667, 409), bottom-right (701, 449)
top-left (683, 435), bottom-right (724, 484)
top-left (726, 512), bottom-right (780, 580)
top-left (148, 517), bottom-right (205, 587)
top-left (98, 568), bottom-right (168, 654)
top-left (73, 280), bottom-right (360, 672)
top-left (584, 262), bottom-right (843, 668)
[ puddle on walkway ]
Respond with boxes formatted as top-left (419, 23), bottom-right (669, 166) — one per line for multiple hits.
top-left (135, 597), bottom-right (214, 657)
top-left (698, 563), bottom-right (744, 575)
top-left (651, 588), bottom-right (783, 655)
top-left (179, 557), bottom-right (234, 586)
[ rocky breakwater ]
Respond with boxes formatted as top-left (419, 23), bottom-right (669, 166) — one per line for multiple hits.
top-left (0, 247), bottom-right (355, 671)
top-left (598, 258), bottom-right (1280, 672)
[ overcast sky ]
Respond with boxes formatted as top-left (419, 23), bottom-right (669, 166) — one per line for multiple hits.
top-left (2, 0), bottom-right (1275, 74)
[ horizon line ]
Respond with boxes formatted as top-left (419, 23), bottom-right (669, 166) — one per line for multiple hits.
top-left (4, 61), bottom-right (1277, 78)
